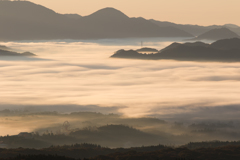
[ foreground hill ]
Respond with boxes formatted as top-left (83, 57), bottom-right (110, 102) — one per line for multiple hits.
top-left (1, 144), bottom-right (240, 160)
top-left (111, 38), bottom-right (240, 62)
top-left (0, 1), bottom-right (193, 41)
top-left (89, 146), bottom-right (240, 160)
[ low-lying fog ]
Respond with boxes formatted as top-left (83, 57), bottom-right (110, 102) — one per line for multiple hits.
top-left (1, 38), bottom-right (240, 139)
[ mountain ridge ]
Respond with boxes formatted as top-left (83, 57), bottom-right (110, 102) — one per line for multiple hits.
top-left (111, 38), bottom-right (240, 62)
top-left (150, 19), bottom-right (240, 37)
top-left (1, 1), bottom-right (240, 41)
top-left (191, 28), bottom-right (240, 40)
top-left (0, 1), bottom-right (193, 40)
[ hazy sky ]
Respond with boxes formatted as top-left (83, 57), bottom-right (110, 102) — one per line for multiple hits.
top-left (28, 0), bottom-right (240, 26)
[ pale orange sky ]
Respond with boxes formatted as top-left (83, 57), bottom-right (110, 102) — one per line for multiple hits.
top-left (28, 0), bottom-right (239, 26)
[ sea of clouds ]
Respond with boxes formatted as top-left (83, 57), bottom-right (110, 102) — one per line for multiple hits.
top-left (1, 38), bottom-right (240, 120)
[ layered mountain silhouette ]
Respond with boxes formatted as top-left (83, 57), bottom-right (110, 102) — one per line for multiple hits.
top-left (191, 28), bottom-right (240, 40)
top-left (111, 38), bottom-right (240, 62)
top-left (0, 1), bottom-right (193, 41)
top-left (224, 24), bottom-right (240, 29)
top-left (150, 20), bottom-right (240, 37)
top-left (149, 19), bottom-right (216, 36)
top-left (1, 1), bottom-right (240, 41)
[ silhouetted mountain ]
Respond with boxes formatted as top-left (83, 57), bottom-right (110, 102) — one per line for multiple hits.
top-left (150, 19), bottom-right (222, 36)
top-left (2, 1), bottom-right (240, 41)
top-left (0, 49), bottom-right (35, 57)
top-left (0, 1), bottom-right (193, 41)
top-left (156, 43), bottom-right (239, 61)
top-left (183, 41), bottom-right (210, 47)
top-left (210, 37), bottom-right (240, 50)
top-left (0, 1), bottom-right (76, 40)
top-left (21, 51), bottom-right (36, 56)
top-left (74, 7), bottom-right (193, 39)
top-left (63, 14), bottom-right (82, 19)
top-left (0, 45), bottom-right (9, 51)
top-left (224, 24), bottom-right (240, 28)
top-left (136, 48), bottom-right (158, 52)
top-left (192, 28), bottom-right (240, 40)
top-left (85, 7), bottom-right (129, 21)
top-left (150, 19), bottom-right (240, 36)
top-left (160, 41), bottom-right (209, 53)
top-left (111, 38), bottom-right (240, 62)
top-left (111, 49), bottom-right (144, 59)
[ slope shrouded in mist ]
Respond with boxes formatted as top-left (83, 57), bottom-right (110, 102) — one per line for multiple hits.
top-left (2, 2), bottom-right (240, 160)
top-left (1, 110), bottom-right (240, 149)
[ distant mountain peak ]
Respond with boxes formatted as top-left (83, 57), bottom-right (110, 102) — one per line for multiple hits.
top-left (216, 27), bottom-right (234, 31)
top-left (0, 0), bottom-right (57, 17)
top-left (193, 27), bottom-right (240, 40)
top-left (86, 7), bottom-right (129, 19)
top-left (224, 24), bottom-right (240, 28)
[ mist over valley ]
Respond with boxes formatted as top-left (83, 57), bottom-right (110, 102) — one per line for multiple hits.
top-left (1, 1), bottom-right (240, 159)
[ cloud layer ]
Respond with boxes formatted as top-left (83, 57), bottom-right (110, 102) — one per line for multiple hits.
top-left (1, 39), bottom-right (240, 118)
